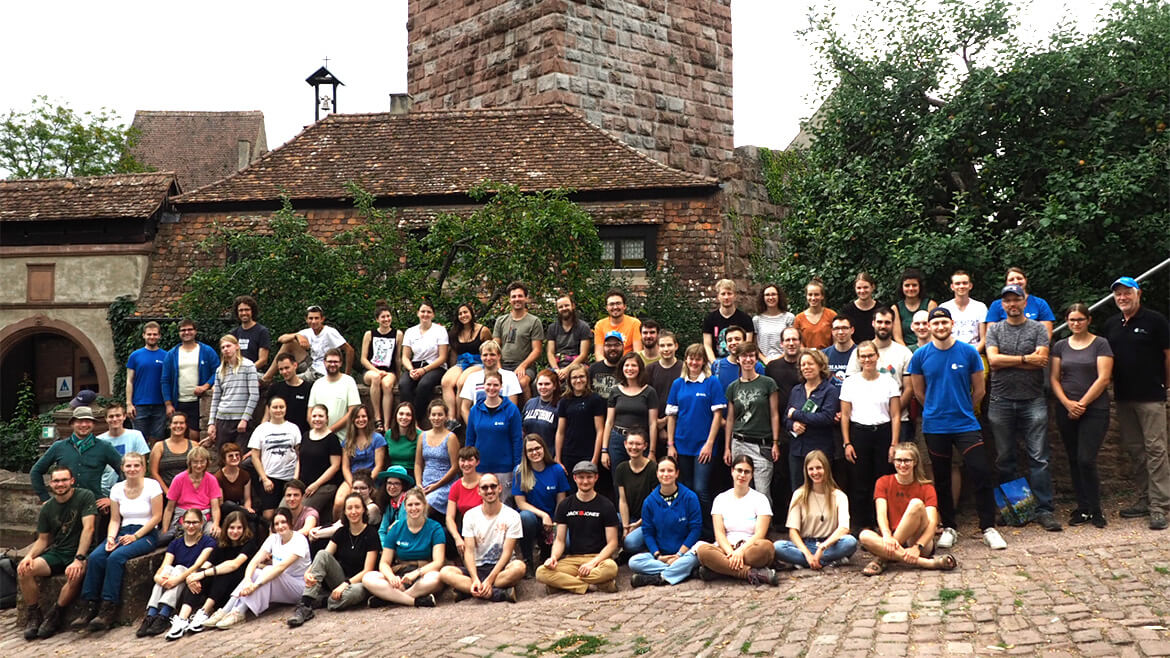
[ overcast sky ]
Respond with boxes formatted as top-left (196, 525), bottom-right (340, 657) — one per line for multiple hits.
top-left (3, 0), bottom-right (1111, 156)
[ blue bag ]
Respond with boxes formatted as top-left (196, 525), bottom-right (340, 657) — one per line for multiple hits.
top-left (994, 477), bottom-right (1037, 526)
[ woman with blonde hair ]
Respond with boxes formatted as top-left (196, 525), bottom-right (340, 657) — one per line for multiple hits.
top-left (207, 334), bottom-right (259, 450)
top-left (772, 450), bottom-right (857, 569)
top-left (161, 446), bottom-right (222, 541)
top-left (362, 487), bottom-right (445, 607)
top-left (512, 434), bottom-right (570, 572)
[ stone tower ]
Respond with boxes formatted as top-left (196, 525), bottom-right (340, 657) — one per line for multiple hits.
top-left (407, 0), bottom-right (734, 178)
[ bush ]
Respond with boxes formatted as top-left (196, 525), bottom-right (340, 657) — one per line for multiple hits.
top-left (0, 377), bottom-right (43, 472)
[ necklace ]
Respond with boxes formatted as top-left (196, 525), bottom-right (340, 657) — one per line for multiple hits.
top-left (810, 490), bottom-right (826, 523)
top-left (347, 523), bottom-right (366, 551)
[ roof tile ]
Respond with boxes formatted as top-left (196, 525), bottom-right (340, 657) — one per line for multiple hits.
top-left (0, 172), bottom-right (177, 222)
top-left (130, 111), bottom-right (267, 191)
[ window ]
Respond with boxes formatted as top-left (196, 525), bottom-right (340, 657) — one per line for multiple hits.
top-left (598, 226), bottom-right (656, 270)
top-left (27, 264), bottom-right (54, 302)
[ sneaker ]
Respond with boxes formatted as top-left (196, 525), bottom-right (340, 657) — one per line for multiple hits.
top-left (287, 603), bottom-right (314, 627)
top-left (1037, 512), bottom-right (1063, 532)
top-left (698, 565), bottom-right (718, 581)
top-left (937, 527), bottom-right (958, 549)
top-left (983, 527), bottom-right (1007, 550)
top-left (36, 604), bottom-right (64, 639)
top-left (146, 614), bottom-right (171, 636)
top-left (165, 616), bottom-right (188, 641)
top-left (1068, 510), bottom-right (1091, 526)
top-left (630, 573), bottom-right (664, 588)
top-left (1150, 511), bottom-right (1168, 531)
top-left (444, 419), bottom-right (462, 432)
top-left (187, 609), bottom-right (210, 633)
top-left (215, 610), bottom-right (246, 629)
top-left (204, 608), bottom-right (228, 628)
top-left (367, 596), bottom-right (390, 608)
top-left (23, 606), bottom-right (43, 641)
top-left (413, 593), bottom-right (436, 608)
top-left (454, 589), bottom-right (472, 602)
top-left (489, 587), bottom-right (517, 603)
top-left (1090, 512), bottom-right (1107, 528)
top-left (1120, 504), bottom-right (1150, 518)
top-left (135, 615), bottom-right (156, 638)
top-left (746, 567), bottom-right (779, 586)
top-left (595, 579), bottom-right (618, 593)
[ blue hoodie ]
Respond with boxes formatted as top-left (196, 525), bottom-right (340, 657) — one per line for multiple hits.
top-left (640, 482), bottom-right (702, 556)
top-left (466, 397), bottom-right (523, 474)
top-left (161, 342), bottom-right (220, 404)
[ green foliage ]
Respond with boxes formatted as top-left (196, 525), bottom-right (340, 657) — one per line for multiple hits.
top-left (526, 634), bottom-right (607, 657)
top-left (939, 587), bottom-right (975, 603)
top-left (1, 96), bottom-right (149, 179)
top-left (0, 377), bottom-right (43, 471)
top-left (631, 264), bottom-right (707, 349)
top-left (756, 0), bottom-right (1170, 316)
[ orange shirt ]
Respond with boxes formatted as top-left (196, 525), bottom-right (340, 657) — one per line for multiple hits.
top-left (873, 474), bottom-right (937, 530)
top-left (594, 315), bottom-right (642, 355)
top-left (794, 308), bottom-right (837, 349)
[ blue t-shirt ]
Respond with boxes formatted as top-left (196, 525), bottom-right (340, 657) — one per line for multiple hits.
top-left (126, 347), bottom-right (166, 405)
top-left (712, 356), bottom-right (764, 398)
top-left (985, 295), bottom-right (1055, 324)
top-left (907, 341), bottom-right (984, 433)
top-left (822, 344), bottom-right (856, 388)
top-left (167, 534), bottom-right (216, 567)
top-left (345, 433), bottom-right (388, 473)
top-left (512, 463), bottom-right (571, 516)
top-left (380, 517), bottom-right (445, 561)
top-left (665, 375), bottom-right (728, 456)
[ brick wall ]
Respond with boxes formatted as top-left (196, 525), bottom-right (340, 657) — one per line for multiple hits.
top-left (408, 0), bottom-right (734, 178)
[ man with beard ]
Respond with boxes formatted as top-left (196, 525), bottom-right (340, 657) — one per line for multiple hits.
top-left (126, 321), bottom-right (168, 441)
top-left (546, 295), bottom-right (592, 381)
top-left (637, 319), bottom-right (662, 366)
top-left (229, 295), bottom-right (271, 372)
top-left (594, 290), bottom-right (642, 359)
top-left (307, 349), bottom-right (361, 441)
top-left (846, 307), bottom-right (914, 443)
top-left (590, 332), bottom-right (624, 402)
top-left (161, 318), bottom-right (220, 441)
top-left (493, 282), bottom-right (544, 398)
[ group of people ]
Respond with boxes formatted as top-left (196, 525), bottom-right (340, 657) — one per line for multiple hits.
top-left (17, 269), bottom-right (1168, 640)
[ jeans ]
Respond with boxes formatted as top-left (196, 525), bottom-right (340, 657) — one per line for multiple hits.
top-left (1055, 405), bottom-right (1109, 513)
top-left (133, 404), bottom-right (167, 440)
top-left (623, 526), bottom-right (646, 554)
top-left (628, 548), bottom-right (699, 585)
top-left (988, 396), bottom-right (1053, 512)
top-left (82, 525), bottom-right (158, 603)
top-left (1117, 400), bottom-right (1170, 513)
top-left (676, 452), bottom-right (718, 541)
top-left (518, 509), bottom-right (552, 564)
top-left (925, 431), bottom-right (997, 530)
top-left (732, 438), bottom-right (774, 507)
top-left (607, 429), bottom-right (630, 471)
top-left (773, 535), bottom-right (859, 567)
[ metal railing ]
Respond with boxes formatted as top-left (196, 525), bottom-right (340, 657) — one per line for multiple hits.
top-left (1052, 256), bottom-right (1170, 335)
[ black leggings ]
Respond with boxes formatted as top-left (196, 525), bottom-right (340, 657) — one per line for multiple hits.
top-left (1055, 405), bottom-right (1109, 514)
top-left (178, 571), bottom-right (246, 611)
top-left (925, 431), bottom-right (997, 530)
top-left (399, 365), bottom-right (445, 429)
top-left (848, 422), bottom-right (895, 530)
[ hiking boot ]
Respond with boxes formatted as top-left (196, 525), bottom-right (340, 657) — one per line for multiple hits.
top-left (1037, 512), bottom-right (1063, 532)
top-left (1150, 511), bottom-right (1168, 531)
top-left (287, 603), bottom-right (314, 627)
top-left (490, 587), bottom-right (517, 603)
top-left (1120, 504), bottom-right (1149, 519)
top-left (88, 601), bottom-right (119, 632)
top-left (595, 579), bottom-right (618, 593)
top-left (145, 613), bottom-right (171, 636)
top-left (630, 573), bottom-right (665, 588)
top-left (23, 606), bottom-right (43, 641)
top-left (72, 600), bottom-right (100, 631)
top-left (745, 567), bottom-right (779, 586)
top-left (36, 604), bottom-right (64, 639)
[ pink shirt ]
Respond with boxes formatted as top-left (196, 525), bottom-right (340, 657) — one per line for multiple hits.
top-left (167, 471), bottom-right (223, 511)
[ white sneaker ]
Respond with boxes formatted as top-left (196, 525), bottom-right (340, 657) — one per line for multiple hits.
top-left (187, 609), bottom-right (209, 633)
top-left (937, 527), bottom-right (958, 549)
top-left (215, 609), bottom-right (247, 629)
top-left (204, 607), bottom-right (228, 628)
top-left (982, 527), bottom-right (1007, 550)
top-left (165, 616), bottom-right (188, 641)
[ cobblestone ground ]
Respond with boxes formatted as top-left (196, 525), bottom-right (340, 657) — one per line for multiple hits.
top-left (6, 515), bottom-right (1170, 657)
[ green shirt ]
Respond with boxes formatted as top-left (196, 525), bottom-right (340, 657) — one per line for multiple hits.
top-left (29, 435), bottom-right (123, 502)
top-left (36, 487), bottom-right (97, 558)
top-left (386, 431), bottom-right (419, 472)
top-left (726, 375), bottom-right (779, 442)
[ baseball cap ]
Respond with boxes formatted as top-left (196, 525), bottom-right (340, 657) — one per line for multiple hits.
top-left (1111, 276), bottom-right (1140, 291)
top-left (572, 460), bottom-right (599, 475)
top-left (1000, 284), bottom-right (1026, 298)
top-left (69, 390), bottom-right (97, 408)
top-left (928, 307), bottom-right (952, 321)
top-left (603, 330), bottom-right (624, 343)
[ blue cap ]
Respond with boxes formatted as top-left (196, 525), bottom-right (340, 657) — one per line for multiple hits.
top-left (1111, 276), bottom-right (1140, 291)
top-left (604, 330), bottom-right (624, 342)
top-left (928, 307), bottom-right (951, 321)
top-left (1000, 284), bottom-right (1026, 298)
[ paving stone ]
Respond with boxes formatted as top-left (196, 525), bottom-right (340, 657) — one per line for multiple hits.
top-left (1140, 640), bottom-right (1170, 656)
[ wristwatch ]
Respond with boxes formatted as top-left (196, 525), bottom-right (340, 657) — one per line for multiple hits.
top-left (916, 544), bottom-right (926, 553)
top-left (75, 553), bottom-right (87, 562)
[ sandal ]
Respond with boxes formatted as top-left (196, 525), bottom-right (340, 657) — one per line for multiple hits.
top-left (862, 559), bottom-right (886, 576)
top-left (932, 554), bottom-right (958, 571)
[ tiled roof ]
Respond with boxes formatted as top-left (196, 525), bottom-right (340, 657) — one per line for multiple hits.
top-left (176, 106), bottom-right (717, 204)
top-left (0, 172), bottom-right (178, 222)
top-left (130, 110), bottom-right (267, 191)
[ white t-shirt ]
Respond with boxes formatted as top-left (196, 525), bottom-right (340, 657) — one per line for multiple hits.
top-left (711, 488), bottom-right (772, 545)
top-left (99, 429), bottom-right (150, 496)
top-left (939, 299), bottom-right (988, 347)
top-left (177, 346), bottom-right (200, 402)
top-left (298, 326), bottom-right (347, 375)
top-left (403, 324), bottom-right (448, 366)
top-left (459, 369), bottom-right (523, 403)
top-left (308, 374), bottom-right (362, 441)
top-left (844, 341), bottom-right (913, 420)
top-left (262, 531), bottom-right (311, 577)
top-left (461, 504), bottom-right (523, 566)
top-left (248, 420), bottom-right (302, 480)
top-left (111, 478), bottom-right (164, 529)
top-left (840, 373), bottom-right (902, 426)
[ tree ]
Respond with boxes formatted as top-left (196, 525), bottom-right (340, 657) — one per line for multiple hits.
top-left (755, 0), bottom-right (1169, 316)
top-left (1, 96), bottom-right (148, 179)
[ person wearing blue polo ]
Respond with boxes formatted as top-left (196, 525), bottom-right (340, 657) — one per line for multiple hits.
top-left (126, 321), bottom-right (168, 441)
top-left (665, 343), bottom-right (727, 539)
top-left (908, 307), bottom-right (1005, 551)
top-left (985, 267), bottom-right (1056, 339)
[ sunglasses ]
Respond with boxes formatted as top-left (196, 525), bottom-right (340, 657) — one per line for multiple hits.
top-left (479, 484), bottom-right (499, 491)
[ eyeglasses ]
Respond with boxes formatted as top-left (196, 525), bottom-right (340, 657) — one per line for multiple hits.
top-left (732, 468), bottom-right (752, 475)
top-left (893, 458), bottom-right (914, 464)
top-left (183, 520), bottom-right (202, 525)
top-left (179, 328), bottom-right (196, 333)
top-left (526, 447), bottom-right (543, 453)
top-left (479, 484), bottom-right (499, 491)
top-left (858, 353), bottom-right (878, 359)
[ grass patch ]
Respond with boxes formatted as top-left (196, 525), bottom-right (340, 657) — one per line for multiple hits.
top-left (939, 588), bottom-right (974, 603)
top-left (1014, 599), bottom-right (1024, 608)
top-left (1015, 569), bottom-right (1031, 579)
top-left (1155, 566), bottom-right (1170, 575)
top-left (526, 634), bottom-right (607, 658)
top-left (634, 636), bottom-right (650, 655)
top-left (740, 640), bottom-right (752, 653)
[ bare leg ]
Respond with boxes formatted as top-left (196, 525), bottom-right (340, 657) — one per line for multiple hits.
top-left (860, 500), bottom-right (938, 569)
top-left (333, 481), bottom-right (352, 521)
top-left (365, 370), bottom-right (384, 425)
top-left (441, 366), bottom-right (464, 422)
top-left (361, 572), bottom-right (416, 606)
top-left (379, 373), bottom-right (397, 429)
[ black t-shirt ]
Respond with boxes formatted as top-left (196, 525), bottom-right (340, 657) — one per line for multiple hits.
top-left (270, 379), bottom-right (312, 434)
top-left (230, 324), bottom-right (271, 364)
top-left (703, 309), bottom-right (755, 359)
top-left (589, 361), bottom-right (619, 402)
top-left (557, 394), bottom-right (606, 461)
top-left (209, 537), bottom-right (259, 569)
top-left (608, 386), bottom-right (659, 430)
top-left (1105, 307), bottom-right (1170, 401)
top-left (331, 523), bottom-right (380, 577)
top-left (764, 357), bottom-right (804, 409)
top-left (615, 459), bottom-right (657, 522)
top-left (300, 432), bottom-right (343, 487)
top-left (555, 493), bottom-right (619, 555)
top-left (837, 302), bottom-right (881, 343)
top-left (647, 360), bottom-right (683, 415)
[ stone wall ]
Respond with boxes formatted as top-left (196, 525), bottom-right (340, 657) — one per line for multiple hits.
top-left (407, 0), bottom-right (734, 178)
top-left (719, 145), bottom-right (786, 309)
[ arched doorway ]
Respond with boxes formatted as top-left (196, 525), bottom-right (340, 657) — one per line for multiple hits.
top-left (0, 317), bottom-right (109, 420)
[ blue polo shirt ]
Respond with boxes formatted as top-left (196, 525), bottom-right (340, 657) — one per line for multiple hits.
top-left (512, 462), bottom-right (571, 516)
top-left (664, 375), bottom-right (728, 456)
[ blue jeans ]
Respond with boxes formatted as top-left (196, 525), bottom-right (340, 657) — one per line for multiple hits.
top-left (518, 509), bottom-right (553, 564)
top-left (607, 429), bottom-right (630, 470)
top-left (628, 548), bottom-right (700, 585)
top-left (676, 451), bottom-right (718, 541)
top-left (133, 404), bottom-right (166, 440)
top-left (987, 396), bottom-right (1053, 513)
top-left (773, 535), bottom-right (858, 568)
top-left (623, 526), bottom-right (646, 554)
top-left (81, 525), bottom-right (159, 603)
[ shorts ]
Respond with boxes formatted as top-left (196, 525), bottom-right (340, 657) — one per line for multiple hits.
top-left (459, 563), bottom-right (499, 581)
top-left (42, 549), bottom-right (73, 575)
top-left (256, 477), bottom-right (289, 511)
top-left (503, 362), bottom-right (537, 381)
top-left (175, 401), bottom-right (201, 431)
